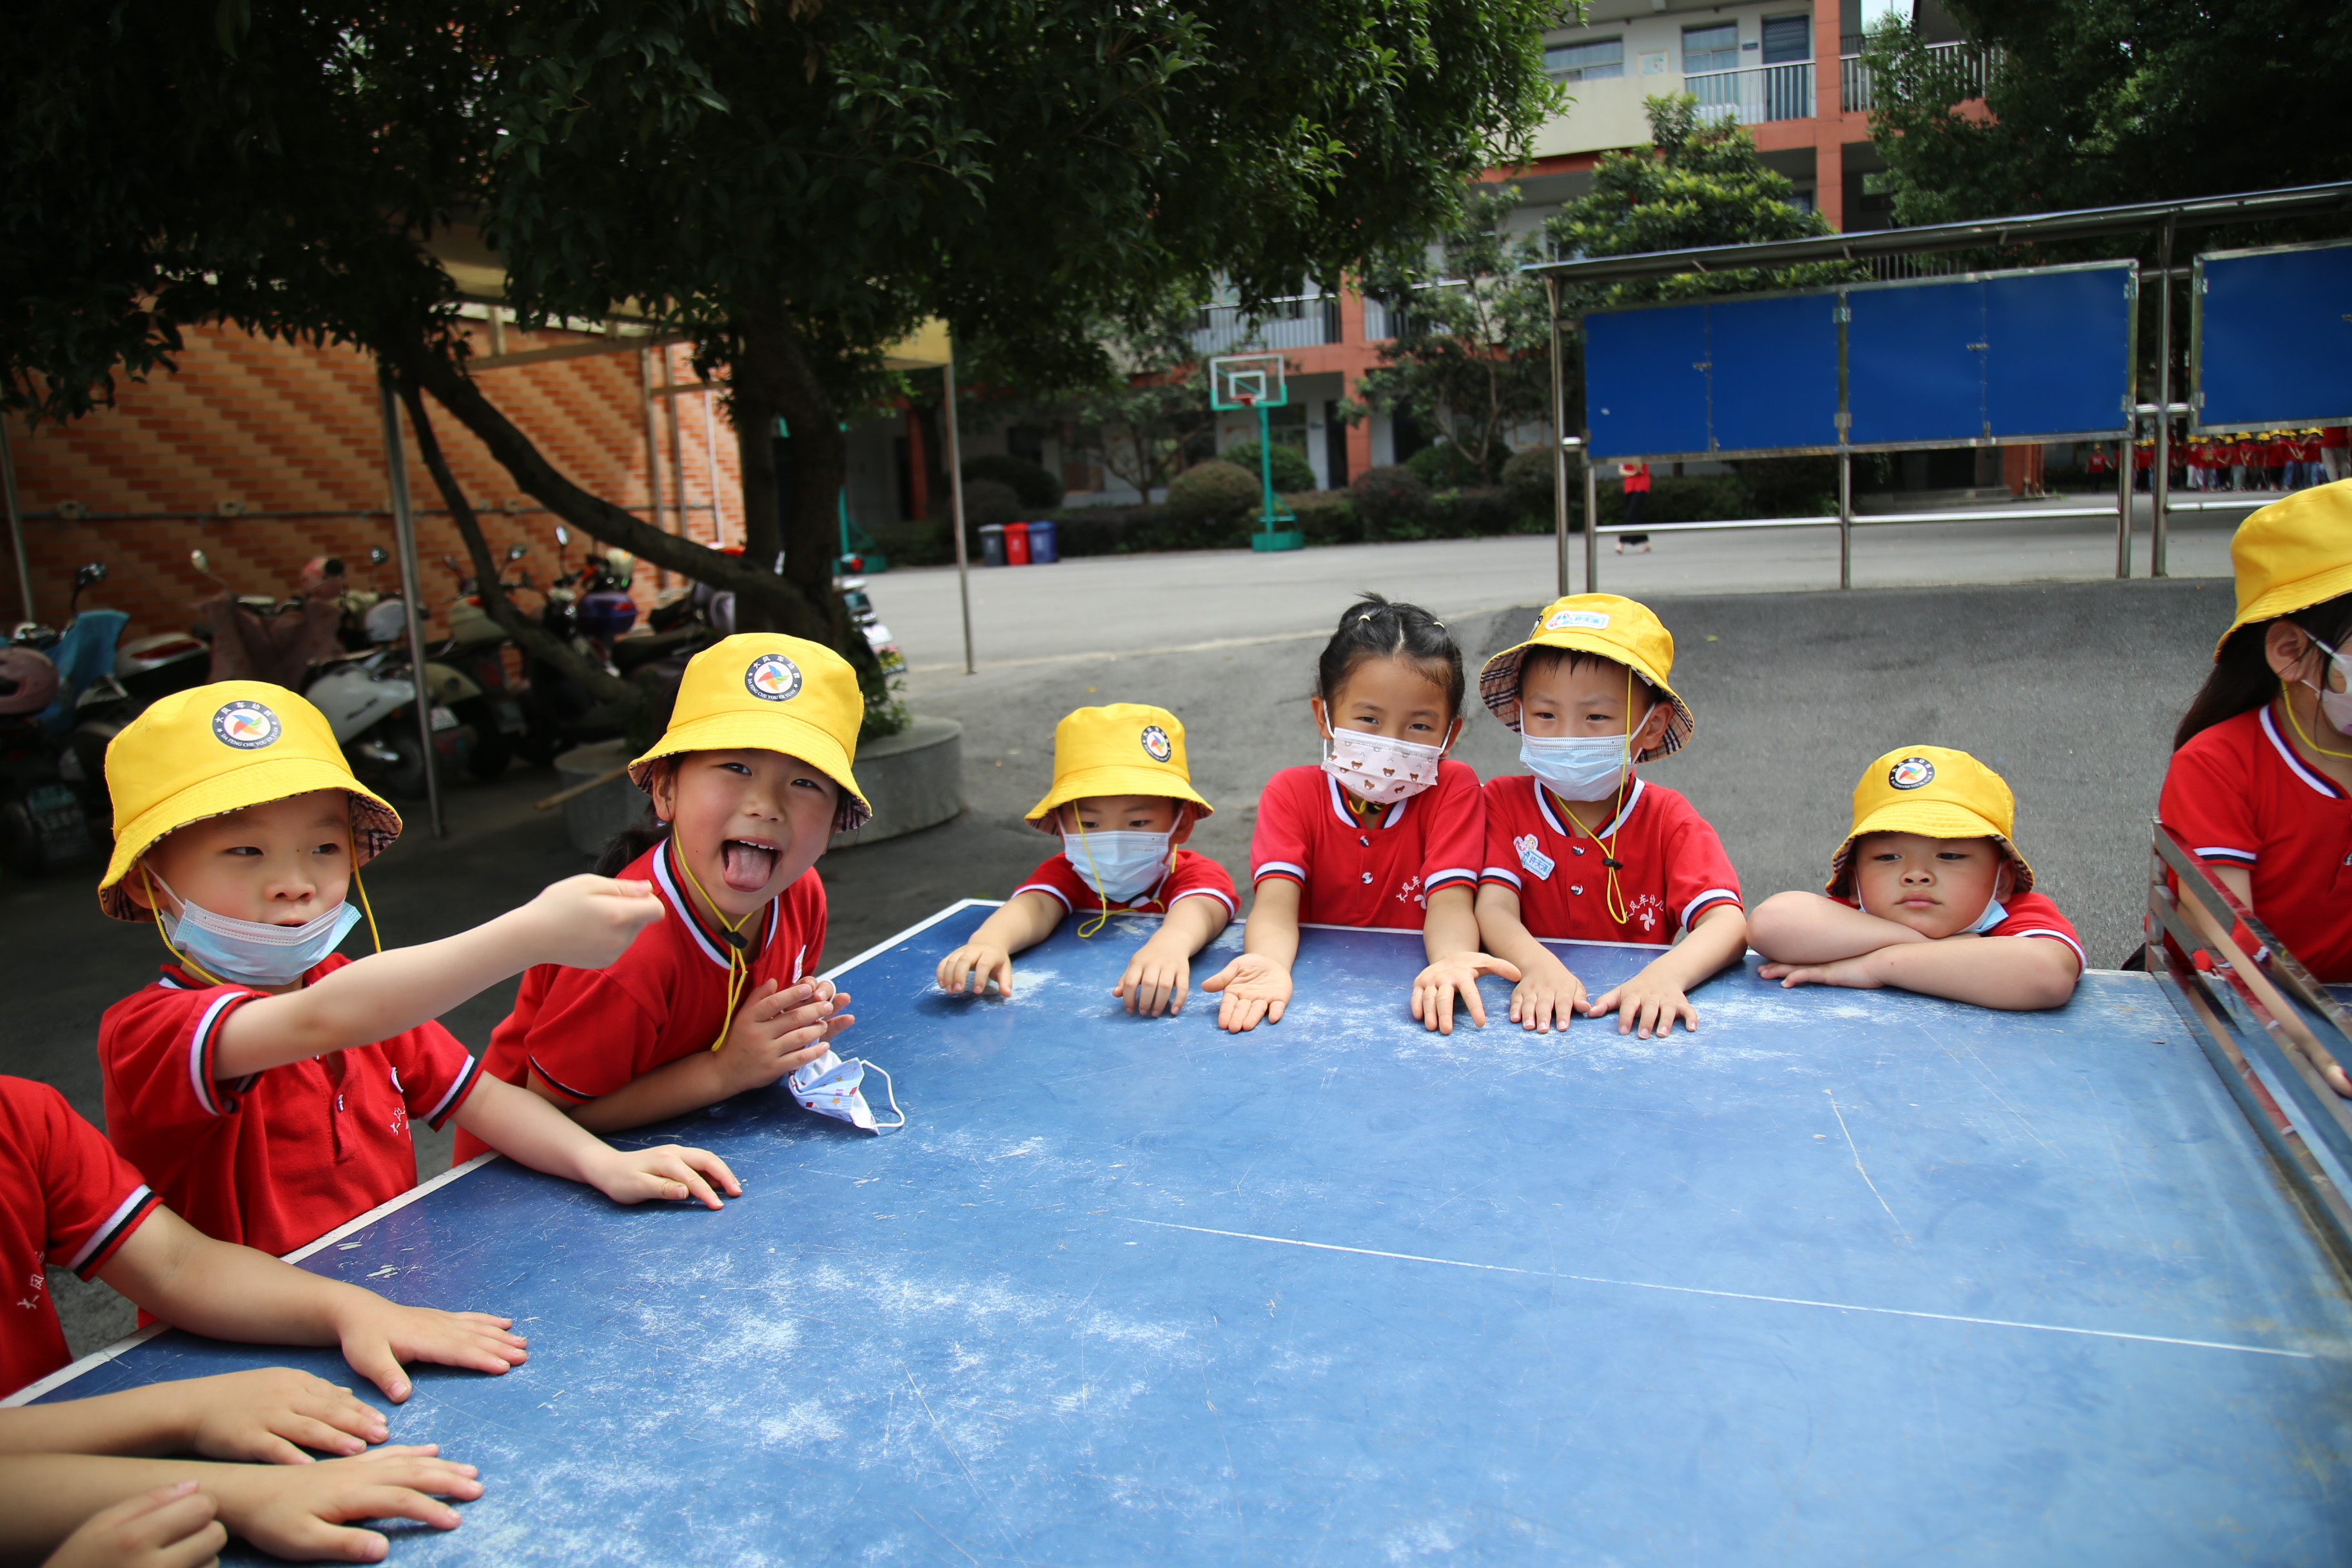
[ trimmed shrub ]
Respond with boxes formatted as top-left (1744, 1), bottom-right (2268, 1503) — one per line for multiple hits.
top-left (1405, 440), bottom-right (1484, 489)
top-left (1165, 459), bottom-right (1260, 524)
top-left (1350, 465), bottom-right (1432, 538)
top-left (1442, 486), bottom-right (1520, 537)
top-left (1224, 440), bottom-right (1318, 495)
top-left (963, 452), bottom-right (1064, 509)
top-left (1286, 491), bottom-right (1357, 545)
top-left (961, 478), bottom-right (1023, 530)
top-left (1500, 446), bottom-right (1555, 524)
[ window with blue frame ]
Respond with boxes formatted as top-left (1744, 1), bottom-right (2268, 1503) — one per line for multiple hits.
top-left (1544, 37), bottom-right (1625, 80)
top-left (1682, 21), bottom-right (1739, 73)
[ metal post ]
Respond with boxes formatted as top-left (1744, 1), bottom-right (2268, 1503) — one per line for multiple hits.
top-left (942, 358), bottom-right (975, 676)
top-left (701, 389), bottom-right (723, 547)
top-left (1583, 457), bottom-right (1600, 594)
top-left (1547, 278), bottom-right (1571, 598)
top-left (375, 373), bottom-right (445, 838)
top-left (663, 346), bottom-right (689, 545)
top-left (0, 416), bottom-right (31, 623)
top-left (2153, 220), bottom-right (2175, 578)
top-left (637, 348), bottom-right (665, 586)
top-left (2115, 435), bottom-right (2132, 578)
top-left (1257, 402), bottom-right (1276, 531)
top-left (1838, 450), bottom-right (1852, 589)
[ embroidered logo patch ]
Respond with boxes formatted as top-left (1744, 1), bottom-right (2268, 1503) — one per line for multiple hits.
top-left (1545, 609), bottom-right (1612, 631)
top-left (1140, 724), bottom-right (1173, 763)
top-left (211, 700), bottom-right (281, 750)
top-left (1888, 756), bottom-right (1936, 790)
top-left (1514, 832), bottom-right (1555, 881)
top-left (744, 653), bottom-right (803, 702)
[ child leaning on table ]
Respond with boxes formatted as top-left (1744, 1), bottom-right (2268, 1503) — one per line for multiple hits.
top-left (93, 682), bottom-right (741, 1261)
top-left (464, 634), bottom-right (882, 1152)
top-left (0, 1075), bottom-right (501, 1562)
top-left (1746, 746), bottom-right (2084, 1010)
top-left (937, 703), bottom-right (1237, 1015)
top-left (1471, 595), bottom-right (1748, 1039)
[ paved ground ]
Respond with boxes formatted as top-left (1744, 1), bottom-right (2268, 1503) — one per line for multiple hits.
top-left (11, 545), bottom-right (2240, 1358)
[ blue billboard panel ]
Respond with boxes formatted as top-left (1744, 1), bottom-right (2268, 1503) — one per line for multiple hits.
top-left (1585, 304), bottom-right (1707, 459)
top-left (1984, 266), bottom-right (2133, 438)
top-left (1709, 291), bottom-right (1841, 453)
top-left (2197, 243), bottom-right (2352, 430)
top-left (1847, 279), bottom-right (1984, 445)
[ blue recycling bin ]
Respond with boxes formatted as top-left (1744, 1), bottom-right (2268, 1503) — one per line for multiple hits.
top-left (1025, 519), bottom-right (1059, 564)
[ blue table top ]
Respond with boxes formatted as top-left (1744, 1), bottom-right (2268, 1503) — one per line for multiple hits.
top-left (36, 904), bottom-right (2352, 1563)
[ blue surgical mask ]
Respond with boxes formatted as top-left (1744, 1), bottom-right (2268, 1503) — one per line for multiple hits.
top-left (1063, 829), bottom-right (1174, 905)
top-left (152, 872), bottom-right (361, 987)
top-left (1520, 732), bottom-right (1632, 802)
top-left (1963, 896), bottom-right (2008, 935)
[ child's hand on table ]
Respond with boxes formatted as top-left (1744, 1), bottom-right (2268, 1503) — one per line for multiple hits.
top-left (43, 1481), bottom-right (223, 1568)
top-left (1113, 934), bottom-right (1192, 1017)
top-left (1507, 950), bottom-right (1588, 1033)
top-left (1587, 967), bottom-right (1702, 1039)
top-left (211, 1444), bottom-right (481, 1562)
top-left (582, 1143), bottom-right (743, 1211)
top-left (329, 1300), bottom-right (530, 1404)
top-left (1201, 954), bottom-right (1291, 1032)
top-left (714, 978), bottom-right (850, 1091)
top-left (516, 875), bottom-right (665, 969)
top-left (1409, 954), bottom-right (1522, 1035)
top-left (937, 943), bottom-right (1014, 997)
top-left (1756, 956), bottom-right (1881, 992)
top-left (173, 1370), bottom-right (387, 1464)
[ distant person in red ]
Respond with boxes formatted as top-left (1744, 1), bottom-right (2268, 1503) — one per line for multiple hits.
top-left (1616, 462), bottom-right (1651, 554)
top-left (2086, 445), bottom-right (2113, 489)
top-left (2322, 425), bottom-right (2349, 485)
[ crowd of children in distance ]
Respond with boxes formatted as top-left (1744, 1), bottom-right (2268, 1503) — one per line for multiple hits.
top-left (5, 480), bottom-right (2349, 1563)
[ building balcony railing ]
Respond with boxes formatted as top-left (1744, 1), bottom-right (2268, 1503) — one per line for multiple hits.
top-left (1685, 61), bottom-right (1816, 126)
top-left (1839, 40), bottom-right (1995, 113)
top-left (1188, 297), bottom-right (1342, 356)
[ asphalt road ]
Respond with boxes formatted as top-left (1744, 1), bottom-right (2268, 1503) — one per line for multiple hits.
top-left (7, 559), bottom-right (2237, 1358)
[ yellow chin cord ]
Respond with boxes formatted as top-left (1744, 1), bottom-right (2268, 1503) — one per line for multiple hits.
top-left (671, 843), bottom-right (758, 1052)
top-left (2282, 680), bottom-right (2352, 761)
top-left (1553, 663), bottom-right (1636, 927)
top-left (141, 865), bottom-right (382, 990)
top-left (1070, 816), bottom-right (1113, 940)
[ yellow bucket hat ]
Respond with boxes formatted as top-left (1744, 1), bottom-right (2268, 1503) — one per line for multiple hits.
top-left (628, 634), bottom-right (871, 831)
top-left (1024, 703), bottom-right (1213, 827)
top-left (1826, 745), bottom-right (2035, 897)
top-left (1477, 593), bottom-right (1693, 759)
top-left (98, 681), bottom-right (401, 921)
top-left (2214, 478), bottom-right (2352, 658)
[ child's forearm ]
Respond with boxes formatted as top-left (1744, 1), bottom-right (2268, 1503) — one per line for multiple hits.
top-left (970, 894), bottom-right (1063, 956)
top-left (451, 1076), bottom-right (618, 1181)
top-left (1747, 891), bottom-right (1925, 964)
top-left (0, 1455), bottom-right (233, 1559)
top-left (1476, 890), bottom-right (1569, 977)
top-left (0, 1387), bottom-right (208, 1460)
top-left (1242, 881), bottom-right (1301, 969)
top-left (1863, 935), bottom-right (2079, 1009)
top-left (1645, 905), bottom-right (1748, 992)
top-left (1422, 885), bottom-right (1480, 964)
top-left (540, 1054), bottom-right (731, 1135)
top-left (1162, 896), bottom-right (1231, 955)
top-left (97, 1209), bottom-right (347, 1350)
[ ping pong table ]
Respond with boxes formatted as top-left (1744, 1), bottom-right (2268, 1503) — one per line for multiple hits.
top-left (18, 901), bottom-right (2352, 1563)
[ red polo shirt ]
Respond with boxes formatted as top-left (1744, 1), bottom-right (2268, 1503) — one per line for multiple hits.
top-left (1, 1077), bottom-right (162, 1397)
top-left (1013, 847), bottom-right (1237, 919)
top-left (2161, 704), bottom-right (2352, 980)
top-left (1478, 774), bottom-right (1742, 945)
top-left (99, 958), bottom-right (483, 1258)
top-left (1250, 762), bottom-right (1484, 928)
top-left (464, 837), bottom-right (827, 1159)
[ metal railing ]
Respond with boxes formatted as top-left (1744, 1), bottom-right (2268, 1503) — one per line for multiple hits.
top-left (1685, 61), bottom-right (1814, 126)
top-left (2146, 819), bottom-right (2352, 1273)
top-left (1188, 297), bottom-right (1341, 356)
top-left (1840, 41), bottom-right (1994, 112)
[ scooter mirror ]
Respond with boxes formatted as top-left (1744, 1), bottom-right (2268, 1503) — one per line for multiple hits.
top-left (190, 549), bottom-right (210, 574)
top-left (369, 547), bottom-right (390, 567)
top-left (507, 544), bottom-right (527, 562)
top-left (442, 553), bottom-right (461, 573)
top-left (75, 562), bottom-right (107, 589)
top-left (554, 525), bottom-right (569, 547)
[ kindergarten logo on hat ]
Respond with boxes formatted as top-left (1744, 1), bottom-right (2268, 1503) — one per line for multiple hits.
top-left (1545, 608), bottom-right (1611, 631)
top-left (211, 700), bottom-right (282, 750)
top-left (743, 652), bottom-right (803, 703)
top-left (1888, 756), bottom-right (1936, 790)
top-left (1140, 724), bottom-right (1173, 763)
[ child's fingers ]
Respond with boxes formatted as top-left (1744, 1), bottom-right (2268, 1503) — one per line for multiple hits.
top-left (1265, 994), bottom-right (1286, 1025)
top-left (986, 958), bottom-right (1012, 997)
top-left (1168, 968), bottom-right (1188, 1015)
top-left (1200, 963), bottom-right (1234, 994)
top-left (1585, 986), bottom-right (1620, 1017)
top-left (337, 1338), bottom-right (416, 1405)
top-left (677, 1146), bottom-right (743, 1197)
top-left (660, 1158), bottom-right (725, 1210)
top-left (1459, 976), bottom-right (1488, 1030)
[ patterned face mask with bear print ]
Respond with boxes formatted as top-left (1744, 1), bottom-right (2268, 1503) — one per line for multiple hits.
top-left (1320, 727), bottom-right (1444, 804)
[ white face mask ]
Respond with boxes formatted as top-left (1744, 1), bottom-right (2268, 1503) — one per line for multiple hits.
top-left (1520, 732), bottom-right (1632, 802)
top-left (2300, 631), bottom-right (2352, 733)
top-left (1063, 829), bottom-right (1173, 905)
top-left (1320, 725), bottom-right (1444, 804)
top-left (789, 1050), bottom-right (905, 1133)
top-left (152, 872), bottom-right (361, 987)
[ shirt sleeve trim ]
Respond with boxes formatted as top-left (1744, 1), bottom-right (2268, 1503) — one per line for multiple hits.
top-left (188, 991), bottom-right (255, 1117)
top-left (2193, 845), bottom-right (2259, 865)
top-left (524, 1054), bottom-right (596, 1106)
top-left (1480, 865), bottom-right (1524, 888)
top-left (1253, 861), bottom-right (1308, 885)
top-left (2012, 927), bottom-right (2087, 965)
top-left (66, 1186), bottom-right (161, 1279)
top-left (1680, 888), bottom-right (1744, 926)
top-left (1169, 886), bottom-right (1237, 914)
top-left (422, 1054), bottom-right (485, 1130)
top-left (1423, 867), bottom-right (1478, 892)
top-left (1012, 881), bottom-right (1074, 911)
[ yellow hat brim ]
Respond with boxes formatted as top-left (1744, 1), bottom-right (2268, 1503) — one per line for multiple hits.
top-left (1025, 765), bottom-right (1213, 825)
top-left (1825, 798), bottom-right (2036, 896)
top-left (1478, 634), bottom-right (1694, 761)
top-left (2217, 556), bottom-right (2352, 659)
top-left (99, 758), bottom-right (402, 921)
top-left (629, 709), bottom-right (872, 832)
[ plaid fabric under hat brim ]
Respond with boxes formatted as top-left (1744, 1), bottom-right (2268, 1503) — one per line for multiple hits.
top-left (1476, 642), bottom-right (1694, 761)
top-left (99, 760), bottom-right (401, 921)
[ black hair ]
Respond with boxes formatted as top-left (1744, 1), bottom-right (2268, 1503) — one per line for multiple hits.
top-left (1518, 643), bottom-right (1658, 701)
top-left (2174, 592), bottom-right (2352, 750)
top-left (1316, 593), bottom-right (1464, 720)
top-left (594, 758), bottom-right (674, 876)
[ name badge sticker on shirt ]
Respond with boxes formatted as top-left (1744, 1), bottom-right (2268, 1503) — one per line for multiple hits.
top-left (1515, 832), bottom-right (1556, 881)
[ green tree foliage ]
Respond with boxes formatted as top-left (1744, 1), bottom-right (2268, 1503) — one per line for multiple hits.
top-left (1034, 301), bottom-right (1215, 502)
top-left (1350, 183), bottom-right (1551, 482)
top-left (1163, 459), bottom-right (1261, 524)
top-left (1865, 2), bottom-right (2352, 226)
top-left (1223, 441), bottom-right (1319, 495)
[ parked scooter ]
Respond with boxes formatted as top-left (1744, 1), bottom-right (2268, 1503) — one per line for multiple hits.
top-left (0, 564), bottom-right (122, 874)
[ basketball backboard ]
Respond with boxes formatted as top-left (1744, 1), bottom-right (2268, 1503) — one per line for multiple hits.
top-left (1208, 352), bottom-right (1288, 411)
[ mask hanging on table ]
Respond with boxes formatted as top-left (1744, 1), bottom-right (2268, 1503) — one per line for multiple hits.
top-left (1320, 726), bottom-right (1444, 804)
top-left (790, 1050), bottom-right (905, 1133)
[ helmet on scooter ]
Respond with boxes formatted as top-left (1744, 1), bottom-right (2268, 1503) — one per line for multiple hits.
top-left (0, 647), bottom-right (59, 715)
top-left (578, 591), bottom-right (639, 643)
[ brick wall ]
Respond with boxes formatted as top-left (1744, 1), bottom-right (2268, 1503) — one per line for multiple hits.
top-left (3, 324), bottom-right (743, 640)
